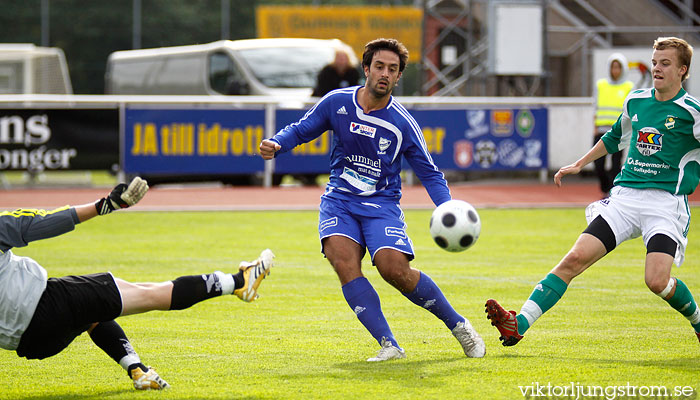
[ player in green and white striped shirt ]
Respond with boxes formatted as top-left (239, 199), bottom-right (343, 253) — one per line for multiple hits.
top-left (486, 36), bottom-right (700, 348)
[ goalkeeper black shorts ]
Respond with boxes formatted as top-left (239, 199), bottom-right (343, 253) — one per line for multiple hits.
top-left (16, 272), bottom-right (122, 360)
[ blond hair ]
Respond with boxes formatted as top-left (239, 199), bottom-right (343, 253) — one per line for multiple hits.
top-left (653, 36), bottom-right (693, 81)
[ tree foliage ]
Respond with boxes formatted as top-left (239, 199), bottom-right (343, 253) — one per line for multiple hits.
top-left (0, 0), bottom-right (399, 93)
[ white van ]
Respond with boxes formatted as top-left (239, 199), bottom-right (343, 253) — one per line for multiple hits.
top-left (0, 44), bottom-right (72, 94)
top-left (105, 38), bottom-right (358, 96)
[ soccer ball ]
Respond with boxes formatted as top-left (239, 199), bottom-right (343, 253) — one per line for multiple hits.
top-left (429, 200), bottom-right (481, 252)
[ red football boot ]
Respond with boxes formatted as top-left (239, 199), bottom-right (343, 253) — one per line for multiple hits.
top-left (485, 299), bottom-right (523, 346)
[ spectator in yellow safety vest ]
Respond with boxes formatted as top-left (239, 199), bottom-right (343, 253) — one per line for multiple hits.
top-left (594, 53), bottom-right (634, 196)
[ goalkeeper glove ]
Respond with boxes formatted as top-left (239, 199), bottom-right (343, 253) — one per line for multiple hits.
top-left (95, 177), bottom-right (149, 215)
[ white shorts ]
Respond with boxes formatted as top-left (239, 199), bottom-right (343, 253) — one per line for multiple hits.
top-left (585, 186), bottom-right (690, 267)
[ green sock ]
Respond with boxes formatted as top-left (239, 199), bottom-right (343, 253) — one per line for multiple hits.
top-left (516, 273), bottom-right (568, 335)
top-left (666, 278), bottom-right (700, 333)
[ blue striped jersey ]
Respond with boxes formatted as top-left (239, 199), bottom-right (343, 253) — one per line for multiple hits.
top-left (271, 86), bottom-right (451, 205)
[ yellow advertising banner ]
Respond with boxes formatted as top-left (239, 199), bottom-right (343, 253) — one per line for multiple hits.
top-left (256, 6), bottom-right (423, 62)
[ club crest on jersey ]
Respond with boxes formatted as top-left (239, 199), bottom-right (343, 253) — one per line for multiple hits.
top-left (636, 127), bottom-right (663, 156)
top-left (350, 122), bottom-right (376, 138)
top-left (665, 116), bottom-right (676, 130)
top-left (378, 137), bottom-right (391, 154)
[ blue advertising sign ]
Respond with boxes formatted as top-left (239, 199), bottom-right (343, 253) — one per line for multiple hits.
top-left (274, 109), bottom-right (332, 174)
top-left (408, 108), bottom-right (547, 170)
top-left (273, 107), bottom-right (547, 174)
top-left (123, 108), bottom-right (265, 174)
top-left (122, 106), bottom-right (547, 178)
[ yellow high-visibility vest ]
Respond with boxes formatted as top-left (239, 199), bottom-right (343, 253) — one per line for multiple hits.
top-left (595, 78), bottom-right (634, 127)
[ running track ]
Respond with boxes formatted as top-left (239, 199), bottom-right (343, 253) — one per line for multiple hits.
top-left (3, 180), bottom-right (699, 211)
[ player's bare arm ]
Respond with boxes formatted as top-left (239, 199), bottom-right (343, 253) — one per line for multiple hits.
top-left (554, 140), bottom-right (609, 187)
top-left (259, 139), bottom-right (281, 160)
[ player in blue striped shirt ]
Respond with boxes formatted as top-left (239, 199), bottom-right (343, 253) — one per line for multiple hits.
top-left (260, 38), bottom-right (485, 361)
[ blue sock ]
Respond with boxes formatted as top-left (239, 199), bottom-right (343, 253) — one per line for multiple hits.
top-left (342, 277), bottom-right (400, 349)
top-left (403, 272), bottom-right (464, 330)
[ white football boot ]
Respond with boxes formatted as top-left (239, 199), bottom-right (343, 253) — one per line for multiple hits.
top-left (130, 366), bottom-right (170, 390)
top-left (452, 319), bottom-right (486, 358)
top-left (234, 249), bottom-right (274, 302)
top-left (367, 337), bottom-right (406, 362)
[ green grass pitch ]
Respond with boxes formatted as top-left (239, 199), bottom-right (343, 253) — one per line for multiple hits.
top-left (0, 208), bottom-right (698, 399)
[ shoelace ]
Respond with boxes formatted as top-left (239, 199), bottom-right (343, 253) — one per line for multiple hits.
top-left (374, 344), bottom-right (398, 359)
top-left (456, 326), bottom-right (478, 351)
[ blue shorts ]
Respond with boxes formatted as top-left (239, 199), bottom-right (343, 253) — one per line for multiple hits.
top-left (318, 196), bottom-right (414, 264)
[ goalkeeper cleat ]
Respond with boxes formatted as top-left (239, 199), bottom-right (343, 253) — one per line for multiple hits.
top-left (367, 337), bottom-right (406, 362)
top-left (452, 320), bottom-right (486, 358)
top-left (130, 366), bottom-right (170, 390)
top-left (234, 249), bottom-right (274, 302)
top-left (485, 299), bottom-right (523, 346)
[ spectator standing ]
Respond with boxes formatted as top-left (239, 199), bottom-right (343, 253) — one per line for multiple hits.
top-left (312, 50), bottom-right (360, 97)
top-left (593, 53), bottom-right (635, 196)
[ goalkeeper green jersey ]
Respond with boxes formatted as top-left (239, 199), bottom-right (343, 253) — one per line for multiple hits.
top-left (602, 88), bottom-right (700, 195)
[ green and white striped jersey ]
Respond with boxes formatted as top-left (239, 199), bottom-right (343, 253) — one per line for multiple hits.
top-left (602, 88), bottom-right (700, 195)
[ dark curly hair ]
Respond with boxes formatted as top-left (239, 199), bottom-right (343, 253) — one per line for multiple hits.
top-left (362, 38), bottom-right (409, 72)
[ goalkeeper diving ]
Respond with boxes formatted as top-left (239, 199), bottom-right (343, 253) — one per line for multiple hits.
top-left (0, 177), bottom-right (275, 389)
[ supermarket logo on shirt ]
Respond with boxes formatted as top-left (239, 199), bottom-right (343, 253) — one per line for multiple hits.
top-left (350, 122), bottom-right (376, 138)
